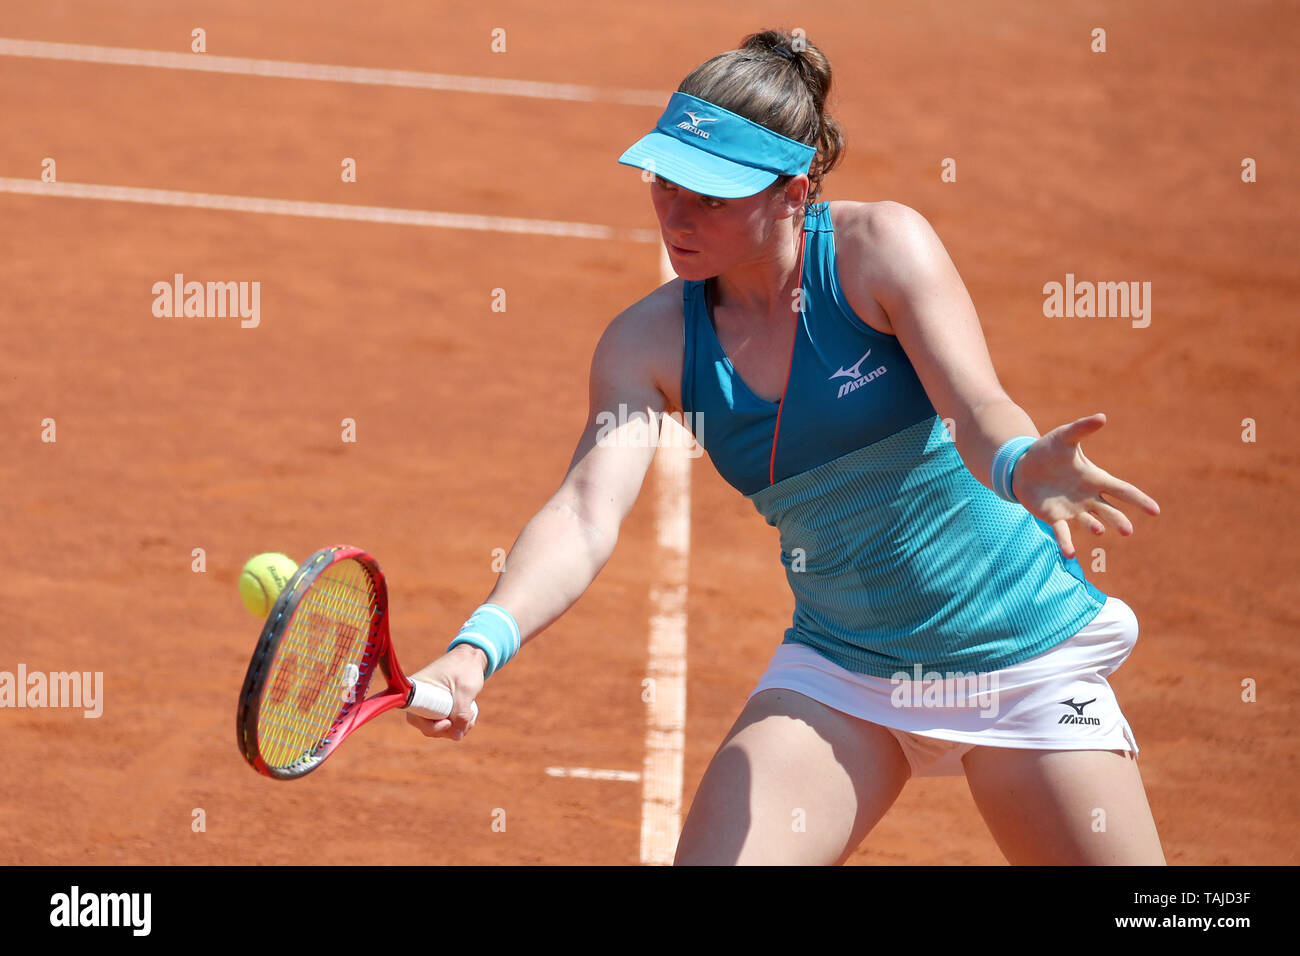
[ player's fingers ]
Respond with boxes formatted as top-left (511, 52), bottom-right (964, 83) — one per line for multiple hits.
top-left (1100, 477), bottom-right (1160, 516)
top-left (1088, 497), bottom-right (1133, 534)
top-left (405, 712), bottom-right (455, 739)
top-left (1057, 412), bottom-right (1106, 447)
top-left (448, 699), bottom-right (479, 740)
top-left (1052, 518), bottom-right (1076, 560)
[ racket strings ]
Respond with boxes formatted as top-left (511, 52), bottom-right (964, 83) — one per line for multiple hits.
top-left (257, 559), bottom-right (380, 770)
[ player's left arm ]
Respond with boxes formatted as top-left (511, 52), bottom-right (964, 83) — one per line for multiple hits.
top-left (836, 201), bottom-right (1159, 559)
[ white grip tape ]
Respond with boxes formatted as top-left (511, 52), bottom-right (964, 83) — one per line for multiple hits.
top-left (407, 679), bottom-right (479, 722)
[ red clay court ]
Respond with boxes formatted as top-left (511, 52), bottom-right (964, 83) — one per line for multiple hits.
top-left (0, 1), bottom-right (1295, 865)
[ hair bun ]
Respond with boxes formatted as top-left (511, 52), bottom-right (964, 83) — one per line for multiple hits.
top-left (681, 29), bottom-right (844, 204)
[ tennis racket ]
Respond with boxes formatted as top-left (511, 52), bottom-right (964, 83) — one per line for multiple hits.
top-left (237, 544), bottom-right (477, 780)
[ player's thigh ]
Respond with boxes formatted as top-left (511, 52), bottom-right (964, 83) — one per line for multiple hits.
top-left (962, 746), bottom-right (1166, 865)
top-left (675, 688), bottom-right (912, 866)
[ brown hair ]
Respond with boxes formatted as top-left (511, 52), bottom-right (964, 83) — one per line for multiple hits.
top-left (677, 29), bottom-right (845, 205)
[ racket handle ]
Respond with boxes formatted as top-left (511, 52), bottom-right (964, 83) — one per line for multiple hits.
top-left (407, 679), bottom-right (480, 722)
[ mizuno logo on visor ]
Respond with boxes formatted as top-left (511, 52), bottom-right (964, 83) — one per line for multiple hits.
top-left (677, 111), bottom-right (715, 139)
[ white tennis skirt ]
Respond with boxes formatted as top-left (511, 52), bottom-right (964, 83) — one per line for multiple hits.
top-left (749, 595), bottom-right (1142, 778)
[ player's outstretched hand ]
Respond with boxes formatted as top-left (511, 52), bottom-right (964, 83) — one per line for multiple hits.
top-left (405, 644), bottom-right (487, 741)
top-left (1010, 412), bottom-right (1160, 561)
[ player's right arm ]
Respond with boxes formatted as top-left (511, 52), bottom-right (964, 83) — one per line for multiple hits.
top-left (408, 287), bottom-right (680, 739)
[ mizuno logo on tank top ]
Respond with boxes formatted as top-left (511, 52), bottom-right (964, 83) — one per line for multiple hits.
top-left (829, 349), bottom-right (888, 398)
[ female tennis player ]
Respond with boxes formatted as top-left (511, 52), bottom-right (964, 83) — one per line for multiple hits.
top-left (407, 29), bottom-right (1165, 866)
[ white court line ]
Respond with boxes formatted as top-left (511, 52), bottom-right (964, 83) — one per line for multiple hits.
top-left (0, 37), bottom-right (668, 106)
top-left (545, 767), bottom-right (641, 782)
top-left (0, 178), bottom-right (659, 243)
top-left (639, 243), bottom-right (690, 866)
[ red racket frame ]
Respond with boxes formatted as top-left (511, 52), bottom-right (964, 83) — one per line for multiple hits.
top-left (237, 545), bottom-right (425, 780)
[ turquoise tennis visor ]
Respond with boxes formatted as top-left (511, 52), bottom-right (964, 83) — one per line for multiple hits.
top-left (619, 92), bottom-right (817, 198)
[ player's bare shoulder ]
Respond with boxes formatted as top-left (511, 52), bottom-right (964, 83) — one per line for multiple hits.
top-left (828, 200), bottom-right (935, 264)
top-left (592, 275), bottom-right (686, 415)
top-left (827, 200), bottom-right (945, 336)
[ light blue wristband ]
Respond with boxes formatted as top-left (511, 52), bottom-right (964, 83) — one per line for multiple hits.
top-left (990, 436), bottom-right (1037, 503)
top-left (448, 603), bottom-right (521, 678)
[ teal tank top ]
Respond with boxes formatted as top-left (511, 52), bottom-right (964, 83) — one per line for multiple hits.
top-left (680, 201), bottom-right (1107, 678)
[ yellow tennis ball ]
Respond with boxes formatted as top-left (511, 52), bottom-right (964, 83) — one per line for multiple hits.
top-left (238, 553), bottom-right (299, 618)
